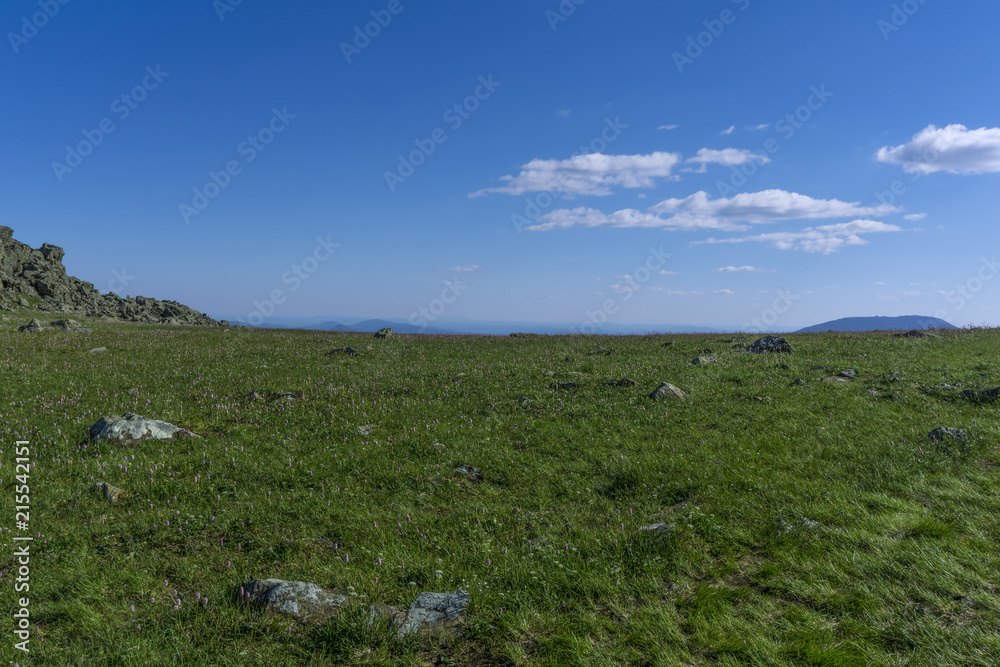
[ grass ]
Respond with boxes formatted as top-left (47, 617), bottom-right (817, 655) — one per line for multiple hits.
top-left (1, 318), bottom-right (999, 665)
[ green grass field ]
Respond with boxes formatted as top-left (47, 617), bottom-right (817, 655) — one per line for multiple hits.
top-left (2, 320), bottom-right (998, 665)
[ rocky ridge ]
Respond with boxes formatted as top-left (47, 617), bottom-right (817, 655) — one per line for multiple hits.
top-left (1, 226), bottom-right (224, 326)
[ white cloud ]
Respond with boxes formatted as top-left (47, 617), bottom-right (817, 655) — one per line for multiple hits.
top-left (657, 269), bottom-right (677, 275)
top-left (470, 152), bottom-right (683, 197)
top-left (525, 207), bottom-right (749, 232)
top-left (901, 290), bottom-right (920, 295)
top-left (647, 288), bottom-right (704, 296)
top-left (683, 148), bottom-right (770, 173)
top-left (695, 219), bottom-right (903, 254)
top-left (649, 189), bottom-right (898, 221)
top-left (876, 124), bottom-right (1000, 175)
top-left (873, 281), bottom-right (889, 286)
top-left (714, 289), bottom-right (736, 295)
top-left (716, 265), bottom-right (772, 272)
top-left (556, 109), bottom-right (571, 118)
top-left (903, 213), bottom-right (927, 221)
top-left (720, 125), bottom-right (735, 135)
top-left (438, 265), bottom-right (481, 272)
top-left (749, 123), bottom-right (769, 131)
top-left (658, 124), bottom-right (679, 130)
top-left (525, 189), bottom-right (900, 235)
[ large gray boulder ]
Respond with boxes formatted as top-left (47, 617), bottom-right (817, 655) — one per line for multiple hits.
top-left (88, 413), bottom-right (200, 443)
top-left (243, 579), bottom-right (349, 623)
top-left (370, 590), bottom-right (471, 640)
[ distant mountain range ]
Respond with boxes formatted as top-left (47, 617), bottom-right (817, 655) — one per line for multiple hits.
top-left (794, 315), bottom-right (956, 333)
top-left (220, 314), bottom-right (958, 336)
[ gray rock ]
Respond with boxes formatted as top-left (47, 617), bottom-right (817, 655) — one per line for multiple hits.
top-left (51, 318), bottom-right (81, 330)
top-left (373, 327), bottom-right (394, 339)
top-left (397, 590), bottom-right (470, 639)
top-left (822, 376), bottom-right (849, 383)
top-left (243, 579), bottom-right (350, 623)
top-left (87, 347), bottom-right (107, 354)
top-left (604, 378), bottom-right (636, 387)
top-left (839, 369), bottom-right (857, 378)
top-left (791, 378), bottom-right (806, 386)
top-left (455, 464), bottom-right (483, 481)
top-left (649, 382), bottom-right (686, 401)
top-left (962, 386), bottom-right (999, 403)
top-left (91, 482), bottom-right (129, 504)
top-left (357, 424), bottom-right (374, 436)
top-left (517, 397), bottom-right (531, 405)
top-left (928, 426), bottom-right (968, 443)
top-left (88, 413), bottom-right (200, 443)
top-left (638, 522), bottom-right (674, 533)
top-left (328, 347), bottom-right (359, 356)
top-left (692, 356), bottom-right (713, 366)
top-left (246, 390), bottom-right (266, 401)
top-left (17, 318), bottom-right (45, 333)
top-left (747, 336), bottom-right (793, 353)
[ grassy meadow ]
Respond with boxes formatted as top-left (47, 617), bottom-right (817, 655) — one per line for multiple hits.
top-left (1, 320), bottom-right (999, 665)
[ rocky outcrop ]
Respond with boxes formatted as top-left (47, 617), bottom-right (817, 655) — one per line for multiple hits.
top-left (0, 226), bottom-right (224, 326)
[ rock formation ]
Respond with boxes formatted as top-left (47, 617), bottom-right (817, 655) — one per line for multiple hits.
top-left (0, 226), bottom-right (224, 326)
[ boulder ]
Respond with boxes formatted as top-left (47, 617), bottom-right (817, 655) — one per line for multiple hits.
top-left (839, 369), bottom-right (857, 378)
top-left (373, 328), bottom-right (393, 339)
top-left (747, 336), bottom-right (793, 353)
top-left (962, 386), bottom-right (999, 403)
top-left (88, 414), bottom-right (200, 443)
top-left (395, 590), bottom-right (470, 640)
top-left (928, 426), bottom-right (968, 443)
top-left (649, 382), bottom-right (686, 401)
top-left (692, 356), bottom-right (713, 366)
top-left (242, 579), bottom-right (349, 623)
top-left (17, 318), bottom-right (45, 333)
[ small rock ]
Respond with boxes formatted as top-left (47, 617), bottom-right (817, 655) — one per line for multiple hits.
top-left (692, 356), bottom-right (713, 366)
top-left (928, 426), bottom-right (968, 443)
top-left (517, 397), bottom-right (531, 405)
top-left (329, 347), bottom-right (359, 356)
top-left (649, 382), bottom-right (686, 401)
top-left (604, 378), bottom-right (636, 387)
top-left (894, 329), bottom-right (936, 338)
top-left (839, 369), bottom-right (857, 378)
top-left (87, 347), bottom-right (107, 354)
top-left (638, 522), bottom-right (674, 533)
top-left (553, 382), bottom-right (576, 390)
top-left (92, 482), bottom-right (129, 504)
top-left (242, 579), bottom-right (350, 623)
top-left (543, 371), bottom-right (555, 377)
top-left (432, 442), bottom-right (447, 452)
top-left (455, 464), bottom-right (483, 481)
top-left (661, 341), bottom-right (674, 347)
top-left (52, 318), bottom-right (82, 331)
top-left (272, 392), bottom-right (297, 402)
top-left (747, 336), bottom-right (793, 353)
top-left (791, 378), bottom-right (806, 386)
top-left (373, 328), bottom-right (393, 339)
top-left (357, 424), bottom-right (374, 436)
top-left (866, 388), bottom-right (881, 397)
top-left (246, 390), bottom-right (266, 401)
top-left (822, 376), bottom-right (849, 384)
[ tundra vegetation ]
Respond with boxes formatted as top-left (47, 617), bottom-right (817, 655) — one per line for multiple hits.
top-left (2, 318), bottom-right (999, 665)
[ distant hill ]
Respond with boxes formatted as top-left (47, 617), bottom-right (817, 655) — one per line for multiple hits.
top-left (795, 315), bottom-right (956, 333)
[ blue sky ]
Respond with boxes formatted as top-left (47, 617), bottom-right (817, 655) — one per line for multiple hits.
top-left (4, 0), bottom-right (999, 330)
